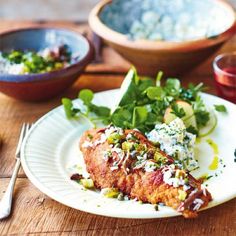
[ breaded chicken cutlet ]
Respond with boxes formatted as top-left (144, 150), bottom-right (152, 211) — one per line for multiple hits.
top-left (79, 125), bottom-right (212, 218)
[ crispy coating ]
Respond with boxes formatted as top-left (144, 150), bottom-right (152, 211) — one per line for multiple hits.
top-left (79, 128), bottom-right (212, 218)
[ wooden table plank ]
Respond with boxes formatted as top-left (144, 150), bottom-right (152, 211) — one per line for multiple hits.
top-left (0, 179), bottom-right (235, 235)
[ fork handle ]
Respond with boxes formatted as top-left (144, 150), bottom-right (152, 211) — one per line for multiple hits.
top-left (0, 158), bottom-right (21, 219)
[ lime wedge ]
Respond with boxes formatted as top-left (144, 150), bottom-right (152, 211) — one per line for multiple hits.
top-left (117, 67), bottom-right (138, 107)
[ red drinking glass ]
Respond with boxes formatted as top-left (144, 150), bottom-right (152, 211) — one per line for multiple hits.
top-left (213, 53), bottom-right (236, 103)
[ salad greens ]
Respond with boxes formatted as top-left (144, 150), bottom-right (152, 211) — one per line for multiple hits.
top-left (62, 88), bottom-right (111, 125)
top-left (62, 67), bottom-right (213, 135)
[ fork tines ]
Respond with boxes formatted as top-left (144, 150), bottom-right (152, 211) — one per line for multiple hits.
top-left (15, 123), bottom-right (31, 158)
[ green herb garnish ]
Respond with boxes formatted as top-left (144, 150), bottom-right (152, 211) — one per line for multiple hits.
top-left (1, 45), bottom-right (72, 74)
top-left (171, 103), bottom-right (186, 118)
top-left (186, 125), bottom-right (198, 135)
top-left (193, 96), bottom-right (210, 128)
top-left (214, 105), bottom-right (227, 113)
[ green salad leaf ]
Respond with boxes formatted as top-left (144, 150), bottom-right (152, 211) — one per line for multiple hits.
top-left (62, 98), bottom-right (80, 119)
top-left (79, 89), bottom-right (94, 105)
top-left (132, 106), bottom-right (148, 127)
top-left (165, 79), bottom-right (181, 97)
top-left (62, 89), bottom-right (111, 126)
top-left (62, 67), bottom-right (221, 136)
top-left (214, 104), bottom-right (227, 113)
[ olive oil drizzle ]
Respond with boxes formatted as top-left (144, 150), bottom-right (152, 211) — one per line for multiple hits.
top-left (206, 139), bottom-right (219, 170)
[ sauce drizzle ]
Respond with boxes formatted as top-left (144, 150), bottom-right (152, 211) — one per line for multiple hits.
top-left (206, 139), bottom-right (219, 170)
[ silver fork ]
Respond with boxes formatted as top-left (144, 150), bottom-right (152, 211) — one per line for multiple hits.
top-left (0, 123), bottom-right (31, 220)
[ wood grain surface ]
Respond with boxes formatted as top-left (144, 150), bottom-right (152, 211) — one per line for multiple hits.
top-left (0, 21), bottom-right (235, 236)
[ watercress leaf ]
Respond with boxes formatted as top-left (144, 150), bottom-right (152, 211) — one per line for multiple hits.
top-left (151, 100), bottom-right (168, 116)
top-left (79, 89), bottom-right (94, 105)
top-left (146, 87), bottom-right (165, 100)
top-left (89, 104), bottom-right (111, 117)
top-left (97, 106), bottom-right (111, 116)
top-left (136, 97), bottom-right (151, 106)
top-left (111, 108), bottom-right (132, 128)
top-left (62, 98), bottom-right (80, 119)
top-left (145, 112), bottom-right (158, 125)
top-left (132, 106), bottom-right (148, 127)
top-left (165, 78), bottom-right (181, 96)
top-left (214, 104), bottom-right (227, 113)
top-left (102, 118), bottom-right (111, 125)
top-left (138, 78), bottom-right (154, 92)
top-left (171, 103), bottom-right (186, 118)
top-left (62, 98), bottom-right (73, 118)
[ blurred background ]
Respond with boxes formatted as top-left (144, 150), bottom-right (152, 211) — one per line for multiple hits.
top-left (0, 0), bottom-right (99, 21)
top-left (0, 0), bottom-right (233, 21)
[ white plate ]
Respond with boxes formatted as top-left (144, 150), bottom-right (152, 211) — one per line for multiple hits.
top-left (21, 89), bottom-right (236, 218)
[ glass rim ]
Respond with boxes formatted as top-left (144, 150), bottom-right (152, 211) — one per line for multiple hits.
top-left (213, 52), bottom-right (236, 78)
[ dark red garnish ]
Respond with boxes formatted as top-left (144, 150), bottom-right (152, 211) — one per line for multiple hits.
top-left (70, 173), bottom-right (83, 181)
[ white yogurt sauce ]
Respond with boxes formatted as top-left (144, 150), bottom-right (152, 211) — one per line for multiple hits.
top-left (147, 118), bottom-right (198, 171)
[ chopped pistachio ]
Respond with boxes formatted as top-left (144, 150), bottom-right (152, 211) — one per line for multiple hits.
top-left (184, 178), bottom-right (189, 184)
top-left (107, 133), bottom-right (123, 144)
top-left (154, 151), bottom-right (165, 163)
top-left (135, 143), bottom-right (147, 152)
top-left (178, 190), bottom-right (187, 201)
top-left (87, 133), bottom-right (93, 140)
top-left (175, 169), bottom-right (186, 179)
top-left (122, 141), bottom-right (133, 151)
top-left (101, 188), bottom-right (120, 198)
top-left (80, 178), bottom-right (94, 189)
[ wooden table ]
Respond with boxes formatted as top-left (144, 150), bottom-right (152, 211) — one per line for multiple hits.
top-left (0, 21), bottom-right (235, 236)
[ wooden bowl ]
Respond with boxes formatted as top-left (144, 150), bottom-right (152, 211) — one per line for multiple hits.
top-left (89, 0), bottom-right (236, 76)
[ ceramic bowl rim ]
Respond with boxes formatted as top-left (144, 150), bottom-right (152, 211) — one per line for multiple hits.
top-left (89, 0), bottom-right (236, 51)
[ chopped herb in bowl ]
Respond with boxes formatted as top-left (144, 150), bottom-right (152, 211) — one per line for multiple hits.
top-left (0, 44), bottom-right (76, 75)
